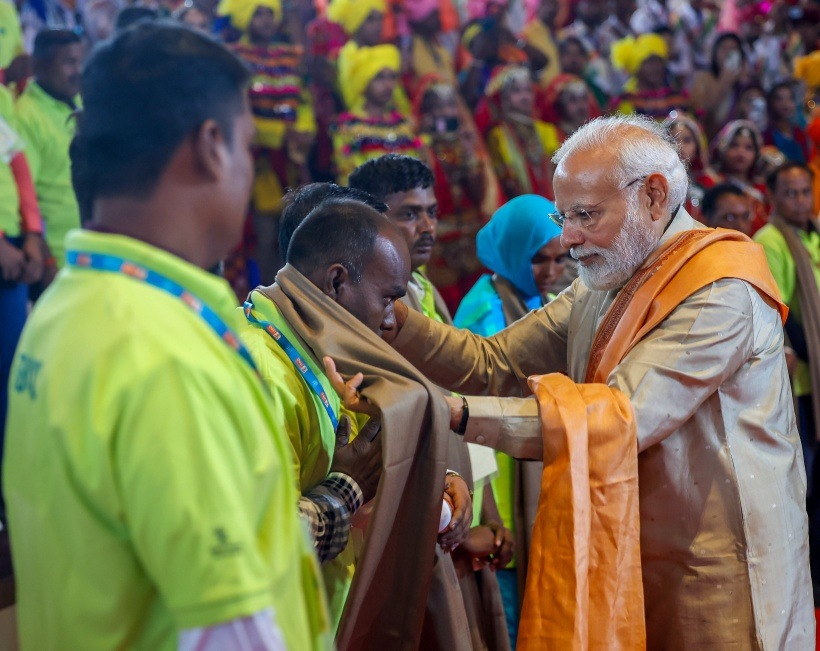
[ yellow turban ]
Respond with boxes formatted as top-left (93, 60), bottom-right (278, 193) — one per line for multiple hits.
top-left (610, 34), bottom-right (668, 76)
top-left (794, 51), bottom-right (820, 91)
top-left (327, 0), bottom-right (386, 36)
top-left (217, 0), bottom-right (282, 31)
top-left (338, 42), bottom-right (400, 109)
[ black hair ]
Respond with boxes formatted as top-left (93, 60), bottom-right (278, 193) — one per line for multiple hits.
top-left (279, 183), bottom-right (387, 261)
top-left (32, 29), bottom-right (81, 62)
top-left (710, 33), bottom-right (744, 77)
top-left (767, 80), bottom-right (795, 114)
top-left (287, 199), bottom-right (386, 283)
top-left (558, 35), bottom-right (587, 56)
top-left (348, 154), bottom-right (435, 202)
top-left (766, 161), bottom-right (814, 193)
top-left (115, 6), bottom-right (158, 32)
top-left (70, 22), bottom-right (250, 204)
top-left (701, 183), bottom-right (746, 221)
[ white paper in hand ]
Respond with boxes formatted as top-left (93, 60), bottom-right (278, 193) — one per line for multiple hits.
top-left (438, 498), bottom-right (453, 533)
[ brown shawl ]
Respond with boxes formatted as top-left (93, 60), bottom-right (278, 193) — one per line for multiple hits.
top-left (269, 265), bottom-right (451, 650)
top-left (404, 271), bottom-right (511, 651)
top-left (772, 216), bottom-right (820, 441)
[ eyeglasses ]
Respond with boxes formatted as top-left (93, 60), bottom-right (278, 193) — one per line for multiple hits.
top-left (549, 176), bottom-right (647, 232)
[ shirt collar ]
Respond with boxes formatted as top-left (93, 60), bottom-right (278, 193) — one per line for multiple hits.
top-left (65, 229), bottom-right (240, 327)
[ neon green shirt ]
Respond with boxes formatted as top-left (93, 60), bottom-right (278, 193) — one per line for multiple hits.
top-left (754, 223), bottom-right (820, 397)
top-left (15, 82), bottom-right (81, 267)
top-left (0, 1), bottom-right (24, 70)
top-left (4, 230), bottom-right (330, 651)
top-left (0, 84), bottom-right (21, 237)
top-left (239, 289), bottom-right (362, 629)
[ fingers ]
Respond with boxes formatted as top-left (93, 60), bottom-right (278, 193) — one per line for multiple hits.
top-left (334, 414), bottom-right (351, 448)
top-left (323, 356), bottom-right (346, 396)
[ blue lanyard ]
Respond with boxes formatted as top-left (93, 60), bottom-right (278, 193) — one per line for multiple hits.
top-left (243, 299), bottom-right (339, 430)
top-left (66, 250), bottom-right (259, 374)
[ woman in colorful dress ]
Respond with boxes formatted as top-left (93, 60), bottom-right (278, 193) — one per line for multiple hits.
top-left (484, 65), bottom-right (562, 201)
top-left (764, 80), bottom-right (810, 163)
top-left (217, 0), bottom-right (315, 291)
top-left (332, 44), bottom-right (427, 183)
top-left (710, 119), bottom-right (770, 234)
top-left (664, 112), bottom-right (720, 222)
top-left (609, 33), bottom-right (689, 120)
top-left (413, 73), bottom-right (501, 312)
top-left (535, 72), bottom-right (599, 142)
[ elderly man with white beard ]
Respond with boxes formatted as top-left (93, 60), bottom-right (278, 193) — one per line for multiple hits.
top-left (378, 115), bottom-right (814, 648)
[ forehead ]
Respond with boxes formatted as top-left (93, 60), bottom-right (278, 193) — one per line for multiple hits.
top-left (777, 168), bottom-right (812, 188)
top-left (553, 148), bottom-right (618, 209)
top-left (714, 193), bottom-right (748, 211)
top-left (385, 186), bottom-right (437, 210)
top-left (366, 231), bottom-right (411, 283)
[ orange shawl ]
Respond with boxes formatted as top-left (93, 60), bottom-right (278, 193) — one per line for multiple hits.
top-left (519, 228), bottom-right (787, 650)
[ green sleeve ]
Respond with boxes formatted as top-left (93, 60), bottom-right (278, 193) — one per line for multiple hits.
top-left (754, 227), bottom-right (795, 306)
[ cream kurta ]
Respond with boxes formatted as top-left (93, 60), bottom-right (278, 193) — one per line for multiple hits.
top-left (394, 210), bottom-right (814, 649)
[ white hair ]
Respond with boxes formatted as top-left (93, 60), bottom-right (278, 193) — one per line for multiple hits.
top-left (552, 114), bottom-right (689, 215)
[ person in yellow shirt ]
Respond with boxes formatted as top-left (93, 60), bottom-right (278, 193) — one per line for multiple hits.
top-left (4, 23), bottom-right (331, 651)
top-left (15, 29), bottom-right (82, 285)
top-left (0, 0), bottom-right (29, 86)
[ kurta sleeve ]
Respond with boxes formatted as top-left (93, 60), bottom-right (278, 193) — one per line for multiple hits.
top-left (463, 395), bottom-right (542, 460)
top-left (607, 279), bottom-right (758, 452)
top-left (393, 283), bottom-right (574, 397)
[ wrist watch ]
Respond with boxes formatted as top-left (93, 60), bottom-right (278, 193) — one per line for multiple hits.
top-left (455, 395), bottom-right (469, 435)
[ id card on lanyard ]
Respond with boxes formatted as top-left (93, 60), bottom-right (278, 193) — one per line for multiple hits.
top-left (67, 250), bottom-right (260, 374)
top-left (243, 300), bottom-right (339, 430)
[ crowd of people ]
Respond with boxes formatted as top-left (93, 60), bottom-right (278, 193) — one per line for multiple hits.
top-left (0, 0), bottom-right (819, 649)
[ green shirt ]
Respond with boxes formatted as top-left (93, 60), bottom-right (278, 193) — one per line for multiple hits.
top-left (239, 289), bottom-right (362, 629)
top-left (15, 82), bottom-right (81, 266)
top-left (0, 84), bottom-right (21, 237)
top-left (754, 222), bottom-right (820, 397)
top-left (0, 1), bottom-right (24, 70)
top-left (4, 230), bottom-right (330, 651)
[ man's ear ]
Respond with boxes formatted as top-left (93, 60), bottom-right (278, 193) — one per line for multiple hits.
top-left (320, 264), bottom-right (350, 302)
top-left (645, 173), bottom-right (670, 222)
top-left (192, 118), bottom-right (227, 183)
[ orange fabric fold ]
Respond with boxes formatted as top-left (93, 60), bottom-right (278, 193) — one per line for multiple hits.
top-left (519, 374), bottom-right (644, 651)
top-left (586, 228), bottom-right (788, 384)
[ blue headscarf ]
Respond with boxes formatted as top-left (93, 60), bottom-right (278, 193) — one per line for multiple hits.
top-left (476, 194), bottom-right (562, 298)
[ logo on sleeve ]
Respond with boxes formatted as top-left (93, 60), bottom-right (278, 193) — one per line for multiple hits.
top-left (210, 527), bottom-right (243, 557)
top-left (14, 355), bottom-right (42, 400)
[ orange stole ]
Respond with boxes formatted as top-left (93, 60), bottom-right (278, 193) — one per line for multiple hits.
top-left (586, 228), bottom-right (788, 384)
top-left (519, 375), bottom-right (643, 651)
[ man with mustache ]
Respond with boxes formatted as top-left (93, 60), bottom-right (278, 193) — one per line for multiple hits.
top-left (379, 115), bottom-right (813, 647)
top-left (15, 29), bottom-right (83, 287)
top-left (349, 154), bottom-right (443, 323)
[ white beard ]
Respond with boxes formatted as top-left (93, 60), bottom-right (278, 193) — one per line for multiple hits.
top-left (572, 202), bottom-right (661, 291)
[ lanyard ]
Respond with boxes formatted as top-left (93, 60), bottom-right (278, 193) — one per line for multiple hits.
top-left (66, 250), bottom-right (259, 374)
top-left (243, 299), bottom-right (339, 430)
